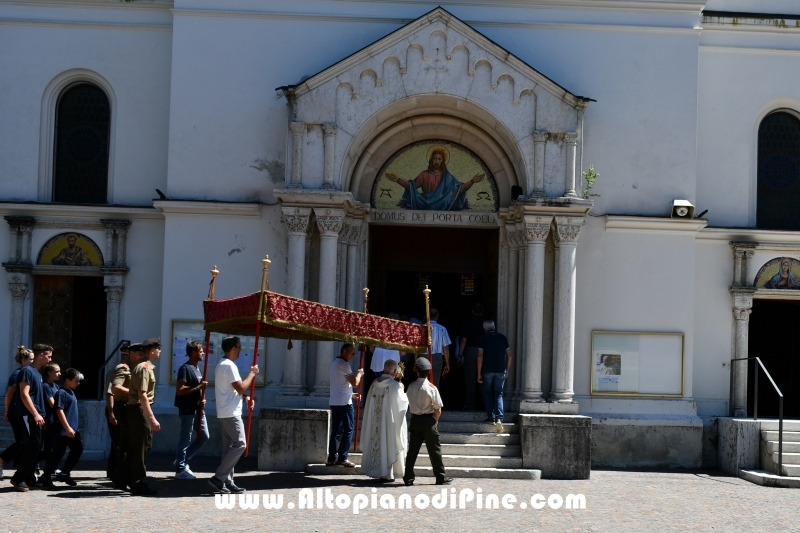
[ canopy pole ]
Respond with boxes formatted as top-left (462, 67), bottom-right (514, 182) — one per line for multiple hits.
top-left (353, 287), bottom-right (369, 453)
top-left (197, 266), bottom-right (219, 444)
top-left (424, 285), bottom-right (433, 384)
top-left (245, 255), bottom-right (270, 457)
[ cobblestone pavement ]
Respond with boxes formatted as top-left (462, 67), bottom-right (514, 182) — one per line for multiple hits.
top-left (1, 455), bottom-right (797, 533)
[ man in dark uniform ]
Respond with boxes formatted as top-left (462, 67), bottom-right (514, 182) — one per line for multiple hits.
top-left (105, 342), bottom-right (130, 479)
top-left (125, 337), bottom-right (161, 496)
top-left (403, 357), bottom-right (452, 487)
top-left (109, 342), bottom-right (143, 489)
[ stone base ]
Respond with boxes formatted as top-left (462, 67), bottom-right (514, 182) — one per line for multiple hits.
top-left (258, 408), bottom-right (329, 472)
top-left (519, 400), bottom-right (579, 415)
top-left (717, 418), bottom-right (760, 476)
top-left (519, 414), bottom-right (591, 479)
top-left (592, 415), bottom-right (703, 468)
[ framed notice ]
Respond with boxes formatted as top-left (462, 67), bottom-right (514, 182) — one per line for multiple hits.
top-left (170, 320), bottom-right (266, 386)
top-left (590, 331), bottom-right (684, 397)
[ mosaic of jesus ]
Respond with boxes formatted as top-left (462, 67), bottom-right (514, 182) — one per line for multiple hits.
top-left (372, 141), bottom-right (498, 212)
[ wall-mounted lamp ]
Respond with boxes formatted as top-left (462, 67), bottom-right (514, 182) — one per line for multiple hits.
top-left (671, 199), bottom-right (695, 219)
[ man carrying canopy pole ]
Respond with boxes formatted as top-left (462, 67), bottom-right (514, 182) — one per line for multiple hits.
top-left (197, 266), bottom-right (218, 446)
top-left (353, 288), bottom-right (369, 453)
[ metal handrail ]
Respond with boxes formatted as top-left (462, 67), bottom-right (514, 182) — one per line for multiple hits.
top-left (730, 356), bottom-right (784, 476)
top-left (97, 339), bottom-right (131, 400)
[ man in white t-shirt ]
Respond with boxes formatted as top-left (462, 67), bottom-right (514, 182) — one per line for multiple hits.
top-left (327, 343), bottom-right (363, 467)
top-left (208, 336), bottom-right (259, 494)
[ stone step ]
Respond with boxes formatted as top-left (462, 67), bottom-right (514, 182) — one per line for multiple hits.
top-left (306, 464), bottom-right (540, 480)
top-left (439, 432), bottom-right (519, 445)
top-left (439, 443), bottom-right (520, 456)
top-left (435, 421), bottom-right (518, 434)
top-left (772, 451), bottom-right (800, 465)
top-left (740, 469), bottom-right (800, 488)
top-left (346, 452), bottom-right (522, 469)
top-left (765, 440), bottom-right (800, 454)
top-left (762, 430), bottom-right (800, 442)
top-left (758, 420), bottom-right (800, 432)
top-left (781, 463), bottom-right (800, 477)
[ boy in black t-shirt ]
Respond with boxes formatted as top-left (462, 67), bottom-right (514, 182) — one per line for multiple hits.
top-left (42, 368), bottom-right (84, 487)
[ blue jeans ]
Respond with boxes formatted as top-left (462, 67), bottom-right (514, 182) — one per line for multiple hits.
top-left (328, 404), bottom-right (354, 462)
top-left (482, 372), bottom-right (506, 422)
top-left (175, 411), bottom-right (209, 472)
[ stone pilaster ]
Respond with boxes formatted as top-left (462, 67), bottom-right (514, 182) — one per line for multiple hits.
top-left (7, 271), bottom-right (30, 367)
top-left (504, 225), bottom-right (521, 398)
top-left (730, 242), bottom-right (758, 288)
top-left (289, 122), bottom-right (306, 189)
top-left (564, 132), bottom-right (579, 198)
top-left (101, 219), bottom-right (131, 266)
top-left (4, 216), bottom-right (35, 264)
top-left (322, 123), bottom-right (336, 190)
top-left (532, 131), bottom-right (548, 197)
top-left (550, 216), bottom-right (583, 402)
top-left (281, 206), bottom-right (312, 395)
top-left (312, 208), bottom-right (344, 398)
top-left (346, 219), bottom-right (363, 311)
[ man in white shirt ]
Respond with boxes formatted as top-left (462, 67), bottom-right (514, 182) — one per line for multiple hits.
top-left (327, 343), bottom-right (363, 467)
top-left (417, 308), bottom-right (451, 388)
top-left (208, 336), bottom-right (258, 494)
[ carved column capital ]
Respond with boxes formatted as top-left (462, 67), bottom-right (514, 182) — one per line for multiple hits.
top-left (7, 272), bottom-right (30, 299)
top-left (564, 131), bottom-right (580, 144)
top-left (554, 216), bottom-right (584, 243)
top-left (523, 216), bottom-right (552, 242)
top-left (314, 208), bottom-right (345, 236)
top-left (290, 121), bottom-right (307, 135)
top-left (282, 207), bottom-right (312, 234)
top-left (348, 218), bottom-right (363, 243)
top-left (533, 130), bottom-right (548, 143)
top-left (105, 286), bottom-right (124, 302)
top-left (322, 123), bottom-right (337, 137)
top-left (733, 308), bottom-right (752, 321)
top-left (4, 216), bottom-right (36, 232)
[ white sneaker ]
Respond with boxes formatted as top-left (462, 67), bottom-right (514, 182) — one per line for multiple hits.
top-left (175, 469), bottom-right (197, 480)
top-left (495, 420), bottom-right (503, 433)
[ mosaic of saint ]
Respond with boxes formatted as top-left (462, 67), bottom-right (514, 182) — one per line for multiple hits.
top-left (371, 141), bottom-right (498, 212)
top-left (754, 257), bottom-right (800, 290)
top-left (37, 232), bottom-right (103, 266)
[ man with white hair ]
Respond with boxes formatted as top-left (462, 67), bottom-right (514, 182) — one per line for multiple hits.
top-left (359, 359), bottom-right (408, 483)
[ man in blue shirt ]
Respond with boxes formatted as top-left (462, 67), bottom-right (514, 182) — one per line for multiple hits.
top-left (10, 343), bottom-right (53, 492)
top-left (173, 340), bottom-right (209, 480)
top-left (477, 321), bottom-right (513, 433)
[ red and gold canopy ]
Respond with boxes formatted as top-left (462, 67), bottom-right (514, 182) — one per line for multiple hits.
top-left (203, 290), bottom-right (428, 353)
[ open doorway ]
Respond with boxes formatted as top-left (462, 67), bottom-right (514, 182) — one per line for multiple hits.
top-left (368, 225), bottom-right (498, 409)
top-left (32, 275), bottom-right (107, 399)
top-left (747, 299), bottom-right (800, 418)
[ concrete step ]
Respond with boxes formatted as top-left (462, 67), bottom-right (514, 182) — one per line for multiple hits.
top-left (306, 463), bottom-right (540, 480)
top-left (758, 420), bottom-right (800, 432)
top-left (765, 440), bottom-right (800, 454)
top-left (771, 451), bottom-right (800, 465)
top-left (346, 452), bottom-right (522, 469)
top-left (781, 464), bottom-right (800, 477)
top-left (440, 432), bottom-right (519, 445)
top-left (740, 469), bottom-right (800, 488)
top-left (439, 443), bottom-right (520, 456)
top-left (762, 430), bottom-right (800, 442)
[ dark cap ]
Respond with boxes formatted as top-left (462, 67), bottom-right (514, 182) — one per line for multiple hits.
top-left (120, 342), bottom-right (130, 354)
top-left (141, 336), bottom-right (161, 349)
top-left (414, 357), bottom-right (432, 372)
top-left (127, 343), bottom-right (144, 352)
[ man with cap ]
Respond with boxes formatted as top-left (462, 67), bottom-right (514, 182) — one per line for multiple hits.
top-left (125, 337), bottom-right (161, 496)
top-left (403, 357), bottom-right (452, 486)
top-left (109, 342), bottom-right (144, 489)
top-left (105, 342), bottom-right (129, 479)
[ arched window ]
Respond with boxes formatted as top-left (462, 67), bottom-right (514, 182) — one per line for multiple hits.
top-left (53, 83), bottom-right (110, 203)
top-left (757, 111), bottom-right (800, 229)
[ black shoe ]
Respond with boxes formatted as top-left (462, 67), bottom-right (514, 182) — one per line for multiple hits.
top-left (13, 481), bottom-right (29, 492)
top-left (436, 477), bottom-right (454, 485)
top-left (403, 479), bottom-right (414, 486)
top-left (58, 474), bottom-right (78, 487)
top-left (207, 476), bottom-right (230, 494)
top-left (225, 482), bottom-right (246, 494)
top-left (130, 482), bottom-right (158, 496)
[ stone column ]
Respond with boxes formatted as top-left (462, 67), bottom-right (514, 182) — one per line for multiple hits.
top-left (504, 225), bottom-right (520, 397)
top-left (337, 222), bottom-right (349, 308)
top-left (533, 131), bottom-right (548, 197)
top-left (520, 216), bottom-right (552, 404)
top-left (312, 208), bottom-right (344, 397)
top-left (104, 283), bottom-right (124, 358)
top-left (564, 132), bottom-right (579, 198)
top-left (516, 222), bottom-right (526, 395)
top-left (7, 271), bottom-right (30, 369)
top-left (281, 207), bottom-right (311, 394)
top-left (322, 124), bottom-right (336, 190)
top-left (289, 122), bottom-right (306, 189)
top-left (731, 289), bottom-right (754, 417)
top-left (346, 219), bottom-right (363, 311)
top-left (551, 216), bottom-right (583, 402)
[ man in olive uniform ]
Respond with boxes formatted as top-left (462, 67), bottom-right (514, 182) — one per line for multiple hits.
top-left (125, 337), bottom-right (161, 496)
top-left (105, 342), bottom-right (129, 479)
top-left (109, 343), bottom-right (144, 489)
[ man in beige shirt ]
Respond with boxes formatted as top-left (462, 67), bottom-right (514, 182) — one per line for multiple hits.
top-left (124, 337), bottom-right (161, 496)
top-left (403, 357), bottom-right (452, 486)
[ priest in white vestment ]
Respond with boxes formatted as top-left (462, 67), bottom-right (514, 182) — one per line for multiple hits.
top-left (359, 359), bottom-right (408, 482)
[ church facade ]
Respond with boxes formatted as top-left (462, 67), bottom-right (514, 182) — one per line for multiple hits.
top-left (3, 0), bottom-right (800, 467)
